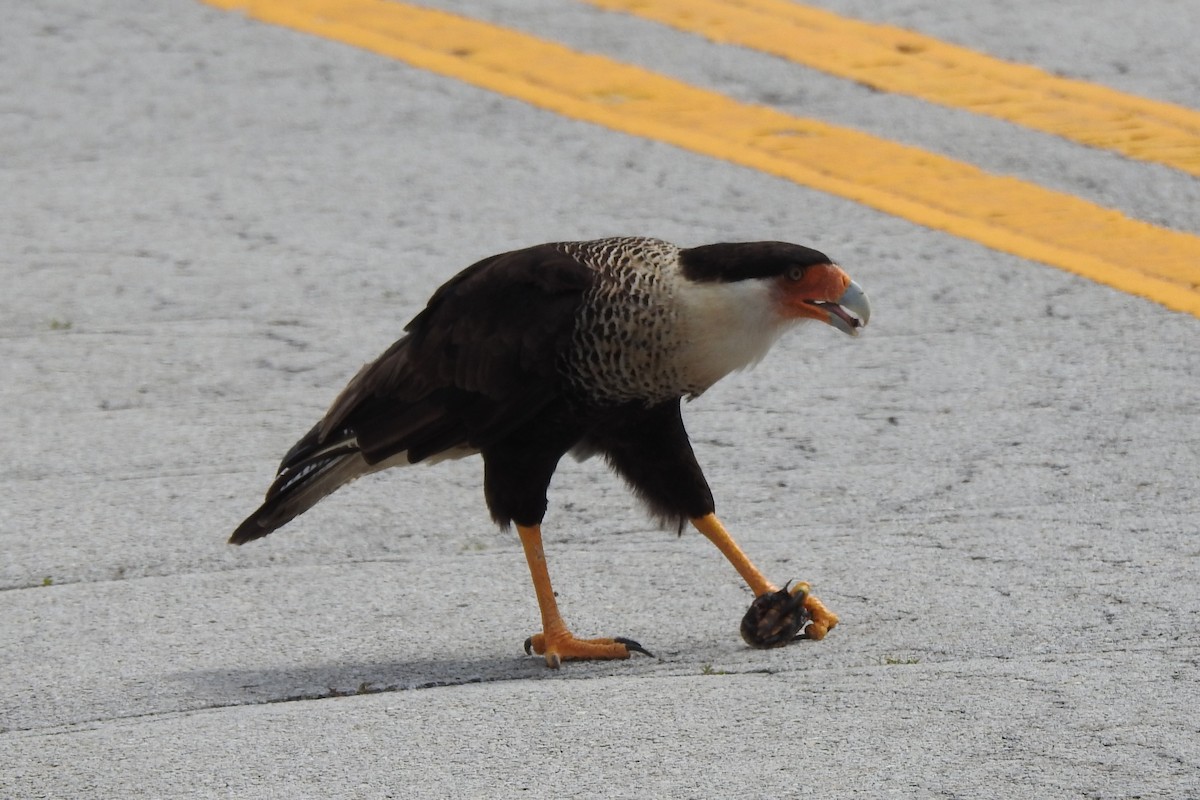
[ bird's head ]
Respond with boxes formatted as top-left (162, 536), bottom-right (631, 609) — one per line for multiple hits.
top-left (679, 241), bottom-right (871, 336)
top-left (771, 259), bottom-right (871, 336)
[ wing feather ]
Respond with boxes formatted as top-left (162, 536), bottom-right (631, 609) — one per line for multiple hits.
top-left (232, 244), bottom-right (594, 544)
top-left (314, 244), bottom-right (592, 466)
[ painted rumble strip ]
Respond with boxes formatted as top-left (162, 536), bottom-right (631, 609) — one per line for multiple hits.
top-left (202, 0), bottom-right (1200, 317)
top-left (590, 0), bottom-right (1200, 180)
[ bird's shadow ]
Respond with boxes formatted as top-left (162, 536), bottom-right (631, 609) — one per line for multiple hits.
top-left (176, 652), bottom-right (648, 711)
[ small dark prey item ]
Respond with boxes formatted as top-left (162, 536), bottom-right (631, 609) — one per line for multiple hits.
top-left (740, 581), bottom-right (814, 648)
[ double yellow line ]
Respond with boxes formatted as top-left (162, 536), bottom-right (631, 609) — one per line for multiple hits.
top-left (202, 0), bottom-right (1200, 316)
top-left (592, 0), bottom-right (1200, 179)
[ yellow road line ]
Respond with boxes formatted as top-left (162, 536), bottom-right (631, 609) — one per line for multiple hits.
top-left (202, 0), bottom-right (1200, 316)
top-left (589, 0), bottom-right (1200, 179)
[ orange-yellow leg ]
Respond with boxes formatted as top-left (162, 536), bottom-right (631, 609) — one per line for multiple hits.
top-left (517, 524), bottom-right (650, 668)
top-left (691, 513), bottom-right (839, 640)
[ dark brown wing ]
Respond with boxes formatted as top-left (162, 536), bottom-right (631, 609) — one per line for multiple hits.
top-left (231, 244), bottom-right (595, 544)
top-left (313, 243), bottom-right (594, 465)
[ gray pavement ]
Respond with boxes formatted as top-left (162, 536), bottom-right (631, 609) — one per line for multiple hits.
top-left (3, 1), bottom-right (1198, 797)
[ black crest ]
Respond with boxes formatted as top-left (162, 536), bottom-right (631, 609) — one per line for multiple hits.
top-left (678, 241), bottom-right (832, 283)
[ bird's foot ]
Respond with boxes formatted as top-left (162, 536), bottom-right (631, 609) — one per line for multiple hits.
top-left (800, 587), bottom-right (840, 641)
top-left (523, 631), bottom-right (654, 669)
top-left (740, 581), bottom-right (839, 648)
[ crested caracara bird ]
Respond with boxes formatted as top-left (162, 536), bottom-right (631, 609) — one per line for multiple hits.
top-left (231, 237), bottom-right (870, 667)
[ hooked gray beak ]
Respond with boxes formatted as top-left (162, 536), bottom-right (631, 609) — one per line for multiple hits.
top-left (820, 279), bottom-right (871, 336)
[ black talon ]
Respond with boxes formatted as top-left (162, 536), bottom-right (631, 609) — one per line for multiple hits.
top-left (740, 584), bottom-right (812, 648)
top-left (523, 637), bottom-right (534, 655)
top-left (615, 637), bottom-right (655, 658)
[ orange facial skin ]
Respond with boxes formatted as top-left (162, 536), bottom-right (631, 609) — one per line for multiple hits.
top-left (774, 263), bottom-right (870, 335)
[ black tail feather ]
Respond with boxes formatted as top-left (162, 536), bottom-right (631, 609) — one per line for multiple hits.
top-left (230, 435), bottom-right (369, 545)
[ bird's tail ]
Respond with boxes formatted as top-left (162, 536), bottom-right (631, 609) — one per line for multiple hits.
top-left (229, 423), bottom-right (373, 545)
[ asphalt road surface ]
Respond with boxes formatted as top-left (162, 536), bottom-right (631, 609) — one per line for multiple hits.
top-left (3, 1), bottom-right (1198, 797)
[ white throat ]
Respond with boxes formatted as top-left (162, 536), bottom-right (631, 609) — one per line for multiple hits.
top-left (675, 278), bottom-right (794, 394)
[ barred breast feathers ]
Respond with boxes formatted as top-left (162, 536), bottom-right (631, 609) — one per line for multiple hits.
top-left (555, 238), bottom-right (790, 406)
top-left (556, 238), bottom-right (684, 405)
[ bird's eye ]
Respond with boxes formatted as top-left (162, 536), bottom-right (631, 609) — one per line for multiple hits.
top-left (786, 265), bottom-right (806, 282)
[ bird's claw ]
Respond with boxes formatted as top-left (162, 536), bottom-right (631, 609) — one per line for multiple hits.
top-left (614, 636), bottom-right (655, 658)
top-left (740, 581), bottom-right (839, 648)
